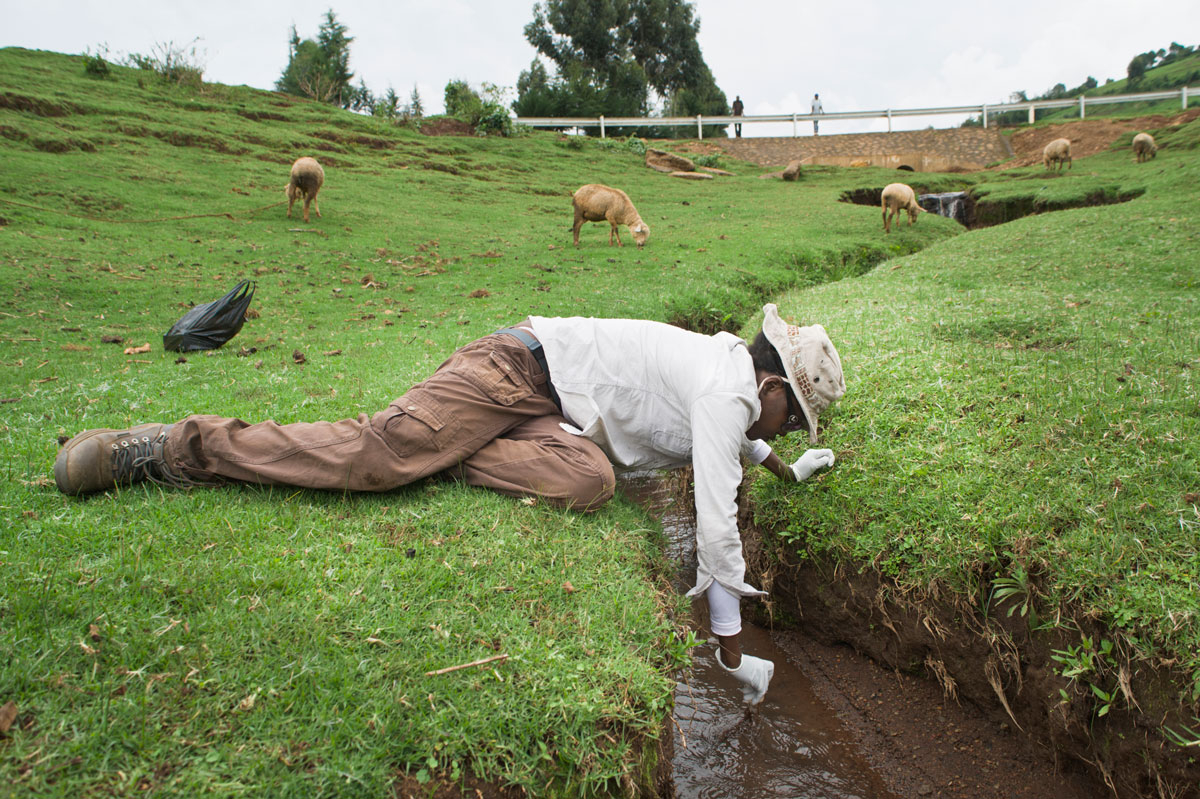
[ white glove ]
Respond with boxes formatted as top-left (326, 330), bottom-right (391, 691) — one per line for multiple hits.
top-left (716, 650), bottom-right (775, 705)
top-left (791, 448), bottom-right (835, 482)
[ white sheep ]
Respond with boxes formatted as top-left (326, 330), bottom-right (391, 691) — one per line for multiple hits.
top-left (1042, 138), bottom-right (1072, 172)
top-left (285, 157), bottom-right (325, 223)
top-left (571, 184), bottom-right (650, 248)
top-left (1132, 132), bottom-right (1157, 163)
top-left (880, 183), bottom-right (924, 234)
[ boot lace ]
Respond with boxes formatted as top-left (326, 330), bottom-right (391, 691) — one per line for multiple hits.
top-left (111, 430), bottom-right (202, 489)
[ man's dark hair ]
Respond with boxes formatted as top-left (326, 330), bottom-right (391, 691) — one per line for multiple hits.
top-left (748, 331), bottom-right (810, 433)
top-left (747, 331), bottom-right (787, 377)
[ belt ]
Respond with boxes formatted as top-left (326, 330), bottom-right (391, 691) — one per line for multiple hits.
top-left (495, 327), bottom-right (562, 412)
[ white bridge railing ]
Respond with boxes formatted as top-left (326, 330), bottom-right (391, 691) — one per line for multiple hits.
top-left (515, 86), bottom-right (1197, 138)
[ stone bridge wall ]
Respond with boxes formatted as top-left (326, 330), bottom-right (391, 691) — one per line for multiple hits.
top-left (712, 128), bottom-right (1014, 171)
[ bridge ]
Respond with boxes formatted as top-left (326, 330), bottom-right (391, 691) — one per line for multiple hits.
top-left (709, 127), bottom-right (1014, 172)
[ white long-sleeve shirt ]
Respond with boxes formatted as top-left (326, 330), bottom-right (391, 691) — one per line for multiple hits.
top-left (530, 316), bottom-right (770, 599)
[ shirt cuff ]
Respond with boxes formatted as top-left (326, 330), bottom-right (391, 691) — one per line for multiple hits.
top-left (745, 438), bottom-right (772, 465)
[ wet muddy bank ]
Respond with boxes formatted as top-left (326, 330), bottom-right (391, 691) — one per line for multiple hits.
top-left (629, 475), bottom-right (1109, 799)
top-left (743, 522), bottom-right (1200, 799)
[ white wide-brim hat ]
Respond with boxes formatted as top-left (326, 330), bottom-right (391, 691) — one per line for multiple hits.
top-left (761, 303), bottom-right (846, 443)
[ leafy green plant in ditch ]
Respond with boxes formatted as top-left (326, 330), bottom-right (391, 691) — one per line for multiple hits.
top-left (1163, 717), bottom-right (1200, 749)
top-left (1051, 635), bottom-right (1121, 717)
top-left (989, 561), bottom-right (1040, 627)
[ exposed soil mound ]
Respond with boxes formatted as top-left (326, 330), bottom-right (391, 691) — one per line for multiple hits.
top-left (999, 109), bottom-right (1200, 168)
top-left (420, 117), bottom-right (475, 137)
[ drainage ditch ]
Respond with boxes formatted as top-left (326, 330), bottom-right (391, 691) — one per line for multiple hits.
top-left (839, 185), bottom-right (1143, 229)
top-left (623, 475), bottom-right (1103, 799)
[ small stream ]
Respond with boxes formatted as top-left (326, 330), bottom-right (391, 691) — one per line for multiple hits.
top-left (917, 191), bottom-right (971, 225)
top-left (623, 477), bottom-right (898, 799)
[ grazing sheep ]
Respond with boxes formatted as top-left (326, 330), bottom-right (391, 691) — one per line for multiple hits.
top-left (571, 184), bottom-right (650, 248)
top-left (1132, 132), bottom-right (1157, 163)
top-left (285, 157), bottom-right (324, 223)
top-left (880, 183), bottom-right (923, 234)
top-left (1042, 138), bottom-right (1072, 172)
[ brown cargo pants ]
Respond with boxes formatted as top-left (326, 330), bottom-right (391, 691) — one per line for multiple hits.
top-left (163, 332), bottom-right (616, 510)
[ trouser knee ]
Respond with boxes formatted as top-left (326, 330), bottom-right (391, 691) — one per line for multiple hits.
top-left (551, 462), bottom-right (616, 513)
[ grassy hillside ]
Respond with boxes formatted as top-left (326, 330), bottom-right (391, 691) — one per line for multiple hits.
top-left (1036, 51), bottom-right (1200, 123)
top-left (0, 47), bottom-right (958, 798)
top-left (2, 45), bottom-right (1197, 797)
top-left (750, 116), bottom-right (1200, 794)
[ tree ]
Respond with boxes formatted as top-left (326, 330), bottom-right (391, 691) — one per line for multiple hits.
top-left (409, 85), bottom-right (424, 119)
top-left (444, 79), bottom-right (482, 120)
top-left (517, 0), bottom-right (727, 136)
top-left (1163, 42), bottom-right (1196, 66)
top-left (1127, 49), bottom-right (1167, 85)
top-left (277, 10), bottom-right (356, 108)
top-left (374, 87), bottom-right (400, 119)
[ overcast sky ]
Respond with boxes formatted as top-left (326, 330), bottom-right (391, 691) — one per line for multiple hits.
top-left (6, 1), bottom-right (1198, 136)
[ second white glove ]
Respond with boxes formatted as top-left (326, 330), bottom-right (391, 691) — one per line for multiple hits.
top-left (716, 651), bottom-right (775, 705)
top-left (790, 448), bottom-right (835, 482)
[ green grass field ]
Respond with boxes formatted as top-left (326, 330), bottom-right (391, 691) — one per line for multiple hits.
top-left (1, 46), bottom-right (1197, 797)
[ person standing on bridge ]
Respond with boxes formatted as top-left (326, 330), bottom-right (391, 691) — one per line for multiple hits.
top-left (811, 93), bottom-right (824, 135)
top-left (732, 95), bottom-right (744, 137)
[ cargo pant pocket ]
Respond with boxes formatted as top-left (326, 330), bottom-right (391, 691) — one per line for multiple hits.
top-left (373, 389), bottom-right (455, 458)
top-left (461, 349), bottom-right (535, 406)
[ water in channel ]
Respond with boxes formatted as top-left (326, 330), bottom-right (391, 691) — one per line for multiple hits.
top-left (917, 191), bottom-right (970, 225)
top-left (623, 477), bottom-right (898, 799)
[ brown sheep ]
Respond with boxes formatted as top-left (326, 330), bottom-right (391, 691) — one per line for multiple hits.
top-left (1132, 132), bottom-right (1157, 163)
top-left (1042, 138), bottom-right (1072, 172)
top-left (571, 184), bottom-right (649, 248)
top-left (285, 157), bottom-right (325, 223)
top-left (880, 183), bottom-right (924, 234)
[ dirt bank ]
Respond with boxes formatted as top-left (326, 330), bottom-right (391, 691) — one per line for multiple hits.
top-left (743, 518), bottom-right (1200, 799)
top-left (997, 109), bottom-right (1200, 168)
top-left (665, 110), bottom-right (1200, 173)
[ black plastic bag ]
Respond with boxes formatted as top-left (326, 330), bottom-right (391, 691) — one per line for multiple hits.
top-left (163, 281), bottom-right (256, 352)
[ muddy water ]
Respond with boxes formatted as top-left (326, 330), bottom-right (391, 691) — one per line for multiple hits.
top-left (673, 602), bottom-right (898, 799)
top-left (625, 477), bottom-right (898, 799)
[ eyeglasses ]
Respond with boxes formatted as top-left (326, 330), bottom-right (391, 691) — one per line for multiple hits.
top-left (781, 387), bottom-right (807, 434)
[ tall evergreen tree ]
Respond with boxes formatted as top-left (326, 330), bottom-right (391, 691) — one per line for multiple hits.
top-left (276, 10), bottom-right (357, 108)
top-left (517, 0), bottom-right (727, 135)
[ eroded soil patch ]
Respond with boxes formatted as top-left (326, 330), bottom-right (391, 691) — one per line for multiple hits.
top-left (745, 530), bottom-right (1200, 799)
top-left (970, 185), bottom-right (1144, 227)
top-left (997, 109), bottom-right (1200, 169)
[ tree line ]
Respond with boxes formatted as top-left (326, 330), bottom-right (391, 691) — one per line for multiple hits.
top-left (275, 3), bottom-right (730, 138)
top-left (962, 41), bottom-right (1198, 128)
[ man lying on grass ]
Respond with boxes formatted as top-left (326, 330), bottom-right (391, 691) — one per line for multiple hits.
top-left (54, 303), bottom-right (844, 706)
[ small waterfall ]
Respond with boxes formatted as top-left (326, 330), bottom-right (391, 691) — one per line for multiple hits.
top-left (918, 191), bottom-right (969, 225)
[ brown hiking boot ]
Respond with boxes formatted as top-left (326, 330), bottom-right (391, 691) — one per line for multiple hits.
top-left (54, 423), bottom-right (192, 495)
